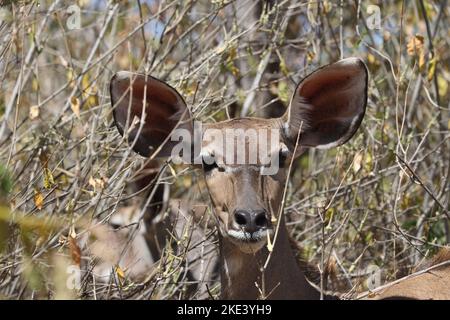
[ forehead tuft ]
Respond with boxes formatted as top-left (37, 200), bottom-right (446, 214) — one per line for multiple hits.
top-left (204, 117), bottom-right (277, 131)
top-left (200, 118), bottom-right (284, 166)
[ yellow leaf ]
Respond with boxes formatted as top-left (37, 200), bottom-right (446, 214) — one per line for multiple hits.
top-left (77, 0), bottom-right (89, 7)
top-left (407, 35), bottom-right (426, 70)
top-left (32, 78), bottom-right (39, 92)
top-left (279, 55), bottom-right (289, 76)
top-left (322, 0), bottom-right (331, 13)
top-left (438, 75), bottom-right (448, 97)
top-left (115, 265), bottom-right (125, 282)
top-left (87, 94), bottom-right (99, 108)
top-left (81, 74), bottom-right (99, 108)
top-left (66, 68), bottom-right (76, 88)
top-left (418, 51), bottom-right (425, 69)
top-left (89, 176), bottom-right (105, 191)
top-left (325, 207), bottom-right (335, 229)
top-left (427, 57), bottom-right (436, 81)
top-left (70, 96), bottom-right (80, 118)
top-left (277, 81), bottom-right (290, 104)
top-left (43, 168), bottom-right (55, 189)
top-left (367, 53), bottom-right (376, 65)
top-left (34, 189), bottom-right (43, 210)
top-left (353, 152), bottom-right (363, 173)
top-left (29, 105), bottom-right (39, 120)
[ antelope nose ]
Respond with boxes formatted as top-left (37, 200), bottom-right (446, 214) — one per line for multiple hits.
top-left (234, 209), bottom-right (268, 234)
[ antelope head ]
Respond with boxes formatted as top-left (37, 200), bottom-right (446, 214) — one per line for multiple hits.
top-left (110, 57), bottom-right (368, 298)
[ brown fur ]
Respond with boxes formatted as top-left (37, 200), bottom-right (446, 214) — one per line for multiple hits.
top-left (372, 248), bottom-right (450, 300)
top-left (415, 247), bottom-right (450, 272)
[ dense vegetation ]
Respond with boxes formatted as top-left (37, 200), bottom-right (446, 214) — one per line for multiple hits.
top-left (0, 0), bottom-right (448, 299)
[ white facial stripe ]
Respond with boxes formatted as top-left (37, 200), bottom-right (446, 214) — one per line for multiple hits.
top-left (224, 166), bottom-right (260, 173)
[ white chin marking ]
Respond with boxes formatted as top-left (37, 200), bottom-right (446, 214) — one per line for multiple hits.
top-left (227, 229), bottom-right (270, 254)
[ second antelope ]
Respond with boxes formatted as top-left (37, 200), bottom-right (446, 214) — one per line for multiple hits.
top-left (110, 58), bottom-right (367, 299)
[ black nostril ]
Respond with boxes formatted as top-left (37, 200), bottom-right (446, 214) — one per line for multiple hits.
top-left (234, 211), bottom-right (248, 226)
top-left (254, 212), bottom-right (268, 228)
top-left (234, 209), bottom-right (268, 234)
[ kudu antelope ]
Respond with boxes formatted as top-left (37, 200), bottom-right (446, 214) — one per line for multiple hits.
top-left (109, 58), bottom-right (368, 299)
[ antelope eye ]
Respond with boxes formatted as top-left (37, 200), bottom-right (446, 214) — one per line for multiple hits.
top-left (279, 149), bottom-right (288, 168)
top-left (202, 155), bottom-right (218, 172)
top-left (202, 155), bottom-right (225, 173)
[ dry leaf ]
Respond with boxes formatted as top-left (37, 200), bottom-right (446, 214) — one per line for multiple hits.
top-left (68, 235), bottom-right (81, 266)
top-left (89, 176), bottom-right (105, 191)
top-left (407, 35), bottom-right (425, 69)
top-left (70, 96), bottom-right (80, 118)
top-left (353, 152), bottom-right (363, 173)
top-left (406, 35), bottom-right (424, 55)
top-left (70, 227), bottom-right (77, 239)
top-left (29, 105), bottom-right (39, 120)
top-left (34, 189), bottom-right (43, 210)
top-left (38, 149), bottom-right (49, 168)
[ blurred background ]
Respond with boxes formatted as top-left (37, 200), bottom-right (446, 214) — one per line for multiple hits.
top-left (0, 0), bottom-right (449, 299)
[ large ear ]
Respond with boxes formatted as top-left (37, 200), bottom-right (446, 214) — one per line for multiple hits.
top-left (110, 71), bottom-right (192, 157)
top-left (282, 57), bottom-right (368, 151)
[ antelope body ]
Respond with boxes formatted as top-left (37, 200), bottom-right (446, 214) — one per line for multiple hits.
top-left (369, 249), bottom-right (450, 300)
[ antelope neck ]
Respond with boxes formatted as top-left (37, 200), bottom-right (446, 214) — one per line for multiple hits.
top-left (219, 218), bottom-right (320, 300)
